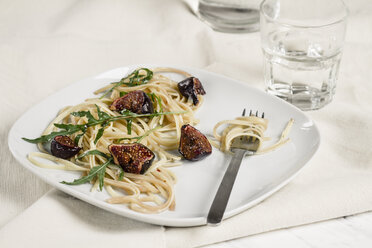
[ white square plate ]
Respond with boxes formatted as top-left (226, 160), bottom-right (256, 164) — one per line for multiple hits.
top-left (8, 65), bottom-right (320, 227)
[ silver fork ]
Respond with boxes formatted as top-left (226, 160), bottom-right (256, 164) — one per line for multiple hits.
top-left (207, 109), bottom-right (263, 225)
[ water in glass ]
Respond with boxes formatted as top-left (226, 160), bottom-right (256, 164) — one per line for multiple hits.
top-left (260, 0), bottom-right (348, 110)
top-left (263, 31), bottom-right (342, 110)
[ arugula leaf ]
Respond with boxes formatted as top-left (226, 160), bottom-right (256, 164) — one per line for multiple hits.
top-left (126, 119), bottom-right (133, 135)
top-left (22, 129), bottom-right (79, 144)
top-left (96, 104), bottom-right (110, 120)
top-left (119, 91), bottom-right (128, 97)
top-left (23, 107), bottom-right (186, 144)
top-left (119, 109), bottom-right (136, 117)
top-left (100, 68), bottom-right (153, 99)
top-left (118, 171), bottom-right (124, 181)
top-left (149, 93), bottom-right (163, 112)
top-left (124, 68), bottom-right (153, 86)
top-left (61, 158), bottom-right (112, 191)
top-left (54, 123), bottom-right (84, 131)
top-left (71, 110), bottom-right (96, 123)
top-left (77, 149), bottom-right (110, 160)
top-left (74, 128), bottom-right (87, 144)
top-left (97, 163), bottom-right (106, 190)
top-left (94, 127), bottom-right (105, 144)
top-left (92, 105), bottom-right (111, 144)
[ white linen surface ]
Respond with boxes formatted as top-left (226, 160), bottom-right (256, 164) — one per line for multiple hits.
top-left (0, 0), bottom-right (371, 247)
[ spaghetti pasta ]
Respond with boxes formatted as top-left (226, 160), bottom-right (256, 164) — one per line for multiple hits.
top-left (26, 67), bottom-right (203, 214)
top-left (212, 115), bottom-right (294, 154)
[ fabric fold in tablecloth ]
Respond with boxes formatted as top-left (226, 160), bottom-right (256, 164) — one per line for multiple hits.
top-left (1, 0), bottom-right (372, 247)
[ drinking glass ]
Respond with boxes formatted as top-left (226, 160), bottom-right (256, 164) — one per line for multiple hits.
top-left (197, 0), bottom-right (261, 33)
top-left (260, 0), bottom-right (348, 110)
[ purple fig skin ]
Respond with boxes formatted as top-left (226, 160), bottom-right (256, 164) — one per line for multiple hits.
top-left (108, 143), bottom-right (155, 174)
top-left (177, 77), bottom-right (206, 105)
top-left (178, 124), bottom-right (212, 161)
top-left (51, 136), bottom-right (81, 159)
top-left (141, 93), bottom-right (153, 114)
top-left (109, 90), bottom-right (153, 114)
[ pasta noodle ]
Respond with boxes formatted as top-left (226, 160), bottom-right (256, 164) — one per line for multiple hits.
top-left (212, 115), bottom-right (294, 154)
top-left (27, 68), bottom-right (203, 214)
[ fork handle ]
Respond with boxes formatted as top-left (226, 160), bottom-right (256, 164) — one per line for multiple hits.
top-left (207, 148), bottom-right (247, 225)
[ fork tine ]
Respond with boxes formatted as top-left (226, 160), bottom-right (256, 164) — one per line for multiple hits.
top-left (242, 109), bottom-right (246, 117)
top-left (247, 110), bottom-right (265, 118)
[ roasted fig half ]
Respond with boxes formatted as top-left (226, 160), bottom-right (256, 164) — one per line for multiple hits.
top-left (179, 124), bottom-right (212, 161)
top-left (177, 77), bottom-right (206, 105)
top-left (109, 90), bottom-right (153, 114)
top-left (51, 135), bottom-right (81, 159)
top-left (108, 143), bottom-right (155, 174)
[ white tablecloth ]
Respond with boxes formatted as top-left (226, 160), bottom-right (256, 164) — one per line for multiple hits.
top-left (1, 0), bottom-right (371, 247)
